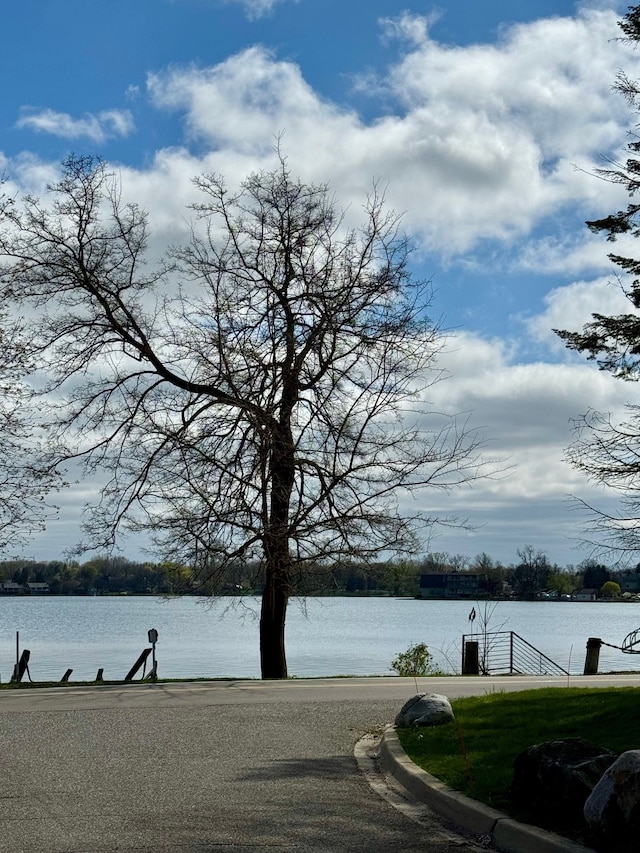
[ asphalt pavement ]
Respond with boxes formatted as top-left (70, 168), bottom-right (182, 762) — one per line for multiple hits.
top-left (0, 676), bottom-right (635, 852)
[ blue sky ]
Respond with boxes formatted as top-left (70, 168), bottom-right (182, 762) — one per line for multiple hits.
top-left (3, 0), bottom-right (640, 566)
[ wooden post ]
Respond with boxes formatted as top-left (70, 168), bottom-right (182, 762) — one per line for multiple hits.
top-left (95, 668), bottom-right (104, 682)
top-left (11, 649), bottom-right (30, 683)
top-left (61, 669), bottom-right (73, 682)
top-left (124, 648), bottom-right (152, 681)
top-left (583, 637), bottom-right (602, 675)
top-left (463, 641), bottom-right (480, 675)
top-left (12, 631), bottom-right (20, 682)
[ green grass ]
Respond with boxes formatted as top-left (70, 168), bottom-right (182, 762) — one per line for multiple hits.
top-left (398, 686), bottom-right (640, 822)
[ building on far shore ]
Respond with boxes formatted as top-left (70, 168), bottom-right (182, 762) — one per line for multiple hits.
top-left (26, 582), bottom-right (50, 594)
top-left (571, 588), bottom-right (598, 602)
top-left (419, 572), bottom-right (489, 600)
top-left (1, 581), bottom-right (50, 595)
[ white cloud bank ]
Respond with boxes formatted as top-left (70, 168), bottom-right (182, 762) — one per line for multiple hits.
top-left (9, 3), bottom-right (640, 565)
top-left (139, 6), bottom-right (639, 258)
top-left (418, 331), bottom-right (632, 563)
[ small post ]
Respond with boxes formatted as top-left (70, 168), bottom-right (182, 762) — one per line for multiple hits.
top-left (583, 637), bottom-right (602, 675)
top-left (463, 640), bottom-right (480, 675)
top-left (60, 669), bottom-right (73, 683)
top-left (148, 628), bottom-right (158, 682)
top-left (12, 631), bottom-right (19, 682)
top-left (95, 668), bottom-right (104, 682)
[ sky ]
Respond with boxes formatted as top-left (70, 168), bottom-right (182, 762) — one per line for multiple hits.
top-left (2, 0), bottom-right (640, 568)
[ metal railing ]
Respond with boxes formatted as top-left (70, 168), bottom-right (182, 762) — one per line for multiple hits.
top-left (461, 630), bottom-right (569, 677)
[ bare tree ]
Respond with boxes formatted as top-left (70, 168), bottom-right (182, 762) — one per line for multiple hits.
top-left (563, 409), bottom-right (640, 557)
top-left (0, 154), bottom-right (486, 678)
top-left (509, 545), bottom-right (550, 599)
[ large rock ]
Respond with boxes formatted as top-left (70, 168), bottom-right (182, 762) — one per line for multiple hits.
top-left (584, 749), bottom-right (640, 850)
top-left (511, 738), bottom-right (616, 826)
top-left (394, 692), bottom-right (454, 727)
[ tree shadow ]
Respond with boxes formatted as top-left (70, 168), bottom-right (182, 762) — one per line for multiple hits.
top-left (239, 754), bottom-right (354, 782)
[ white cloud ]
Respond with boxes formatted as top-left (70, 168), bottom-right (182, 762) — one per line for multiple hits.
top-left (515, 234), bottom-right (615, 277)
top-left (438, 334), bottom-right (628, 504)
top-left (412, 331), bottom-right (632, 562)
top-left (140, 7), bottom-right (640, 255)
top-left (379, 12), bottom-right (433, 46)
top-left (526, 277), bottom-right (633, 350)
top-left (225, 0), bottom-right (299, 21)
top-left (432, 332), bottom-right (628, 457)
top-left (147, 47), bottom-right (357, 155)
top-left (16, 108), bottom-right (135, 143)
top-left (0, 151), bottom-right (61, 199)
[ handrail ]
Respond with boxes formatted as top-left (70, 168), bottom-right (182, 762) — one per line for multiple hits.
top-left (462, 630), bottom-right (569, 676)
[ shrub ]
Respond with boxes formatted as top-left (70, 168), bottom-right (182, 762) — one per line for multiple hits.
top-left (601, 580), bottom-right (621, 599)
top-left (391, 642), bottom-right (440, 676)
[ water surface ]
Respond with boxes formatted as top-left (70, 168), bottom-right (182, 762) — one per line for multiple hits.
top-left (0, 595), bottom-right (638, 681)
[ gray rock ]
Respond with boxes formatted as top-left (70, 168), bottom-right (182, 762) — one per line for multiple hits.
top-left (584, 749), bottom-right (640, 849)
top-left (394, 692), bottom-right (454, 727)
top-left (511, 738), bottom-right (616, 826)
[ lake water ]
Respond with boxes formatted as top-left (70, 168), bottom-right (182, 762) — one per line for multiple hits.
top-left (1, 595), bottom-right (640, 682)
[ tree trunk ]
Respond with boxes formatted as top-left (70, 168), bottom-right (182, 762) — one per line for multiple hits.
top-left (260, 417), bottom-right (294, 679)
top-left (260, 562), bottom-right (289, 679)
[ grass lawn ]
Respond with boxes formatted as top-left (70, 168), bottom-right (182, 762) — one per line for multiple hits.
top-left (397, 686), bottom-right (640, 838)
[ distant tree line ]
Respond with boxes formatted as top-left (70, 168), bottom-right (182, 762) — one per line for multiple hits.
top-left (0, 556), bottom-right (191, 596)
top-left (0, 547), bottom-right (636, 599)
top-left (415, 547), bottom-right (629, 600)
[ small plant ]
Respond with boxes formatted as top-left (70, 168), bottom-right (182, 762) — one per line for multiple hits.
top-left (391, 642), bottom-right (439, 677)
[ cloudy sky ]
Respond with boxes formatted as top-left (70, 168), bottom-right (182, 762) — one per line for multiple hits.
top-left (3, 0), bottom-right (640, 567)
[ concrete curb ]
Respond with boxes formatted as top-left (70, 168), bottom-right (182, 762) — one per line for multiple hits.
top-left (378, 725), bottom-right (595, 853)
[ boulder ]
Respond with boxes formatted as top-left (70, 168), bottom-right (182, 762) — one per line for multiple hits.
top-left (394, 692), bottom-right (454, 727)
top-left (511, 738), bottom-right (616, 825)
top-left (584, 749), bottom-right (640, 849)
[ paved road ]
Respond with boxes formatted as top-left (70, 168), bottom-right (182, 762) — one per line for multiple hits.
top-left (0, 676), bottom-right (637, 853)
